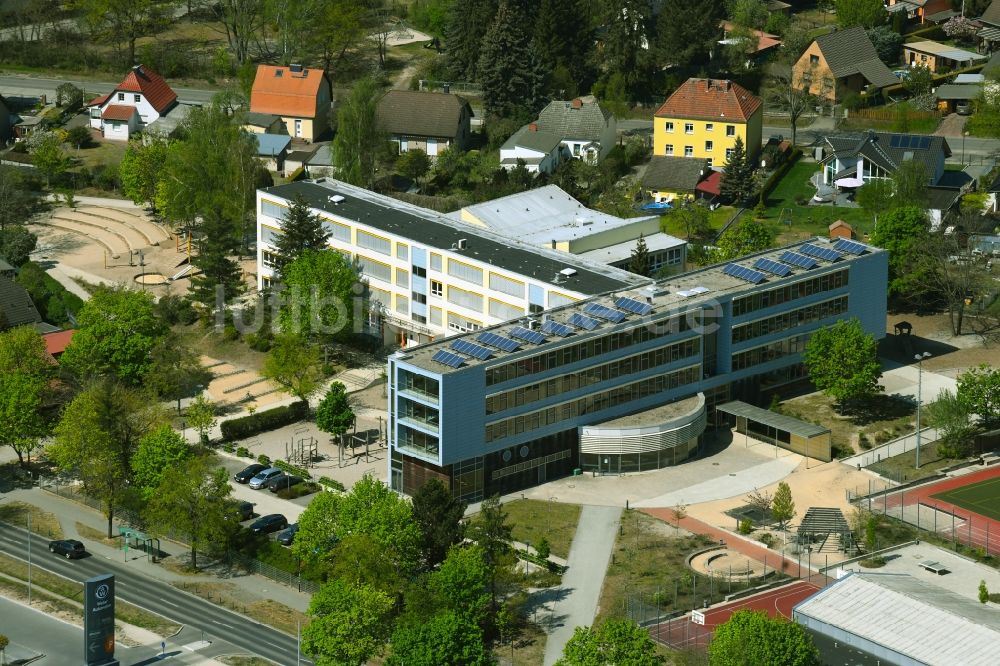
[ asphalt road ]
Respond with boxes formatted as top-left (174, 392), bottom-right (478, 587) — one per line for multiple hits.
top-left (0, 524), bottom-right (310, 666)
top-left (0, 72), bottom-right (219, 105)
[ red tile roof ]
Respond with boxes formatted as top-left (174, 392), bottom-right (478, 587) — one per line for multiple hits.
top-left (117, 65), bottom-right (177, 113)
top-left (720, 22), bottom-right (782, 53)
top-left (102, 104), bottom-right (138, 121)
top-left (655, 78), bottom-right (762, 122)
top-left (250, 65), bottom-right (328, 118)
top-left (87, 93), bottom-right (110, 108)
top-left (42, 329), bottom-right (76, 356)
top-left (696, 170), bottom-right (723, 196)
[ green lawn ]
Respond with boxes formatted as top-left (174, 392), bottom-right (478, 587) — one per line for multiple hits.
top-left (932, 477), bottom-right (1000, 521)
top-left (658, 205), bottom-right (736, 239)
top-left (503, 499), bottom-right (581, 559)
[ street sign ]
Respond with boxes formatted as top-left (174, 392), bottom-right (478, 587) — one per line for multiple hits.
top-left (691, 610), bottom-right (705, 626)
top-left (84, 574), bottom-right (119, 666)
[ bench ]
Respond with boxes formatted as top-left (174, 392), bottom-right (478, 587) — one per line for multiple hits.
top-left (920, 560), bottom-right (949, 575)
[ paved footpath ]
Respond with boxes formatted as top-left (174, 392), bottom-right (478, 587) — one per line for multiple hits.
top-left (542, 505), bottom-right (621, 666)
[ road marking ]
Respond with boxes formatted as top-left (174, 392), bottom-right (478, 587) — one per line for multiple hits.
top-left (161, 600), bottom-right (180, 608)
top-left (212, 620), bottom-right (235, 630)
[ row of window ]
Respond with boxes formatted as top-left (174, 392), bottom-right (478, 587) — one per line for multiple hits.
top-left (485, 337), bottom-right (700, 415)
top-left (485, 313), bottom-right (698, 386)
top-left (664, 121), bottom-right (737, 136)
top-left (399, 397), bottom-right (439, 429)
top-left (397, 423), bottom-right (439, 457)
top-left (731, 269), bottom-right (849, 317)
top-left (485, 364), bottom-right (701, 443)
top-left (731, 333), bottom-right (810, 371)
top-left (663, 143), bottom-right (733, 157)
top-left (398, 370), bottom-right (440, 401)
top-left (731, 296), bottom-right (849, 344)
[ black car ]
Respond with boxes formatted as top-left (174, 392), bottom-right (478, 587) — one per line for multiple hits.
top-left (249, 514), bottom-right (288, 535)
top-left (234, 463), bottom-right (267, 484)
top-left (276, 523), bottom-right (299, 546)
top-left (49, 539), bottom-right (86, 559)
top-left (268, 474), bottom-right (303, 493)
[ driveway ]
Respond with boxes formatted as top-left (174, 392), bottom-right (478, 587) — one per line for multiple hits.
top-left (934, 113), bottom-right (968, 138)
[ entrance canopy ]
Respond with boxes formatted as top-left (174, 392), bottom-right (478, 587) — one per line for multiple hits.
top-left (716, 400), bottom-right (832, 461)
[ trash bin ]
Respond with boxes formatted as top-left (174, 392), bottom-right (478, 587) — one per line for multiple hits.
top-left (573, 468), bottom-right (581, 476)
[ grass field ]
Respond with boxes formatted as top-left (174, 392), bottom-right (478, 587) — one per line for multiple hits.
top-left (932, 477), bottom-right (1000, 522)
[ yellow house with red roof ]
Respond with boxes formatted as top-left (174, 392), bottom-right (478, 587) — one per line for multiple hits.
top-left (652, 78), bottom-right (762, 169)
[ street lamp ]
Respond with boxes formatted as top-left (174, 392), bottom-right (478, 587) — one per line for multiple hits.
top-left (914, 352), bottom-right (932, 469)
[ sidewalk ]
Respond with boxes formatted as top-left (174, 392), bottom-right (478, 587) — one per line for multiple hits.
top-left (4, 485), bottom-right (312, 614)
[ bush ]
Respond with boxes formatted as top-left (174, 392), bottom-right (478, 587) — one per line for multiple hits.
top-left (257, 454), bottom-right (271, 465)
top-left (318, 476), bottom-right (346, 492)
top-left (221, 442), bottom-right (235, 453)
top-left (273, 459), bottom-right (311, 479)
top-left (859, 434), bottom-right (873, 450)
top-left (535, 537), bottom-right (551, 559)
top-left (277, 482), bottom-right (320, 499)
top-left (758, 533), bottom-right (776, 548)
top-left (154, 294), bottom-right (197, 326)
top-left (220, 401), bottom-right (309, 441)
top-left (739, 519), bottom-right (753, 535)
top-left (236, 446), bottom-right (251, 458)
top-left (14, 261), bottom-right (84, 327)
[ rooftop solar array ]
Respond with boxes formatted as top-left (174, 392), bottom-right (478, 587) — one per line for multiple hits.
top-left (799, 243), bottom-right (842, 262)
top-left (888, 134), bottom-right (931, 150)
top-left (583, 302), bottom-right (626, 323)
top-left (509, 326), bottom-right (546, 345)
top-left (477, 331), bottom-right (520, 352)
top-left (833, 238), bottom-right (868, 255)
top-left (432, 350), bottom-right (465, 368)
top-left (451, 339), bottom-right (492, 360)
top-left (753, 257), bottom-right (793, 277)
top-left (723, 263), bottom-right (767, 284)
top-left (779, 251), bottom-right (818, 269)
top-left (568, 313), bottom-right (600, 330)
top-left (541, 320), bottom-right (573, 337)
top-left (614, 296), bottom-right (653, 315)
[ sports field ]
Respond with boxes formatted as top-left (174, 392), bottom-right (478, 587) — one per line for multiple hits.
top-left (932, 476), bottom-right (1000, 522)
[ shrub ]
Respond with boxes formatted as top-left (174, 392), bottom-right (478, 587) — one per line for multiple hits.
top-left (154, 294), bottom-right (197, 326)
top-left (859, 434), bottom-right (873, 450)
top-left (758, 533), bottom-right (776, 548)
top-left (277, 482), bottom-right (320, 500)
top-left (220, 401), bottom-right (309, 441)
top-left (221, 442), bottom-right (234, 453)
top-left (257, 454), bottom-right (271, 465)
top-left (739, 519), bottom-right (753, 535)
top-left (318, 476), bottom-right (346, 492)
top-left (535, 537), bottom-right (551, 560)
top-left (236, 446), bottom-right (250, 458)
top-left (273, 459), bottom-right (311, 479)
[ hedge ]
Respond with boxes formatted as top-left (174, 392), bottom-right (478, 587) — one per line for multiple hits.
top-left (761, 148), bottom-right (803, 200)
top-left (220, 401), bottom-right (309, 441)
top-left (273, 459), bottom-right (312, 479)
top-left (319, 476), bottom-right (346, 492)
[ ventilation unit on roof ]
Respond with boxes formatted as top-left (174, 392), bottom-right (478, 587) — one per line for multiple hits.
top-left (560, 267), bottom-right (577, 277)
top-left (527, 318), bottom-right (540, 330)
top-left (328, 195), bottom-right (345, 204)
top-left (290, 63), bottom-right (303, 73)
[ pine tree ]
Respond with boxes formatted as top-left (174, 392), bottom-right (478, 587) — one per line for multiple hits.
top-left (445, 0), bottom-right (498, 81)
top-left (656, 0), bottom-right (725, 70)
top-left (477, 0), bottom-right (546, 118)
top-left (628, 234), bottom-right (650, 277)
top-left (720, 135), bottom-right (756, 204)
top-left (189, 208), bottom-right (244, 308)
top-left (274, 194), bottom-right (330, 274)
top-left (532, 0), bottom-right (594, 94)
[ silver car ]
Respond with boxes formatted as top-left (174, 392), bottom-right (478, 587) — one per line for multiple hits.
top-left (248, 467), bottom-right (282, 489)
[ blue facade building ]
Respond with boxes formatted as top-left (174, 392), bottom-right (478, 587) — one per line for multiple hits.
top-left (388, 238), bottom-right (888, 501)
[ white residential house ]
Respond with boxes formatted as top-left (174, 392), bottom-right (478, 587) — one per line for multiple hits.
top-left (499, 123), bottom-right (569, 174)
top-left (86, 65), bottom-right (177, 141)
top-left (534, 97), bottom-right (617, 163)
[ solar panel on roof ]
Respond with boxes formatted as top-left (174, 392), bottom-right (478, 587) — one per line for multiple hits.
top-left (799, 243), bottom-right (842, 262)
top-left (889, 135), bottom-right (900, 148)
top-left (477, 331), bottom-right (520, 352)
top-left (779, 251), bottom-right (818, 269)
top-left (568, 313), bottom-right (600, 330)
top-left (541, 320), bottom-right (572, 337)
top-left (832, 238), bottom-right (867, 255)
top-left (583, 302), bottom-right (626, 323)
top-left (509, 326), bottom-right (547, 345)
top-left (614, 296), bottom-right (653, 316)
top-left (451, 339), bottom-right (493, 360)
top-left (919, 136), bottom-right (931, 149)
top-left (432, 350), bottom-right (465, 368)
top-left (723, 263), bottom-right (767, 284)
top-left (753, 257), bottom-right (793, 277)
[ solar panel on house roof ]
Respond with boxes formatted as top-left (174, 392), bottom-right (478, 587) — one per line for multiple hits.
top-left (614, 296), bottom-right (653, 315)
top-left (541, 320), bottom-right (572, 337)
top-left (752, 258), bottom-right (793, 277)
top-left (583, 302), bottom-right (626, 323)
top-left (509, 326), bottom-right (547, 345)
top-left (432, 350), bottom-right (465, 368)
top-left (568, 313), bottom-right (600, 330)
top-left (722, 263), bottom-right (767, 284)
top-left (919, 136), bottom-right (931, 149)
top-left (833, 238), bottom-right (868, 255)
top-left (477, 331), bottom-right (520, 352)
top-left (799, 243), bottom-right (842, 262)
top-left (779, 251), bottom-right (818, 269)
top-left (450, 339), bottom-right (493, 360)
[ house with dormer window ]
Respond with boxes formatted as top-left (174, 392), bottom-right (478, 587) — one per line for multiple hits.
top-left (249, 64), bottom-right (331, 143)
top-left (86, 65), bottom-right (177, 141)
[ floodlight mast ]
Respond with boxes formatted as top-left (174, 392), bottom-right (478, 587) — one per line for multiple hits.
top-left (914, 352), bottom-right (932, 469)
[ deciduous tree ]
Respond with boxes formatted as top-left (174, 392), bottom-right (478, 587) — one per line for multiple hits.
top-left (713, 218), bottom-right (774, 262)
top-left (333, 77), bottom-right (386, 188)
top-left (387, 610), bottom-right (491, 666)
top-left (411, 479), bottom-right (468, 570)
top-left (279, 249), bottom-right (362, 343)
top-left (146, 336), bottom-right (210, 412)
top-left (0, 166), bottom-right (42, 231)
top-left (957, 364), bottom-right (1000, 428)
top-left (467, 495), bottom-right (514, 611)
top-left (0, 326), bottom-right (52, 467)
top-left (835, 0), bottom-right (887, 29)
top-left (802, 318), bottom-right (882, 410)
top-left (60, 286), bottom-right (166, 385)
top-left (27, 130), bottom-right (68, 187)
top-left (119, 133), bottom-right (167, 211)
top-left (767, 73), bottom-right (814, 147)
top-left (131, 424), bottom-right (191, 499)
top-left (771, 481), bottom-right (796, 530)
top-left (303, 578), bottom-right (394, 666)
top-left (74, 0), bottom-right (171, 66)
top-left (869, 206), bottom-right (931, 303)
top-left (0, 226), bottom-right (38, 268)
top-left (315, 381), bottom-right (354, 440)
top-left (186, 394), bottom-right (218, 445)
top-left (262, 333), bottom-right (323, 402)
top-left (927, 388), bottom-right (977, 459)
top-left (557, 618), bottom-right (665, 666)
top-left (710, 610), bottom-right (819, 665)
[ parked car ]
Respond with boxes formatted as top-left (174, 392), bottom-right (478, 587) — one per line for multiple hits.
top-left (234, 463), bottom-right (267, 484)
top-left (268, 474), bottom-right (304, 493)
top-left (277, 523), bottom-right (299, 546)
top-left (237, 501), bottom-right (254, 521)
top-left (248, 467), bottom-right (282, 489)
top-left (48, 539), bottom-right (86, 559)
top-left (956, 101), bottom-right (971, 116)
top-left (249, 514), bottom-right (288, 535)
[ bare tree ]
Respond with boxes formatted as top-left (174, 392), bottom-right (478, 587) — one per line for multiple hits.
top-left (670, 502), bottom-right (688, 534)
top-left (745, 488), bottom-right (773, 524)
top-left (767, 71), bottom-right (816, 147)
top-left (929, 231), bottom-right (994, 336)
top-left (208, 0), bottom-right (267, 64)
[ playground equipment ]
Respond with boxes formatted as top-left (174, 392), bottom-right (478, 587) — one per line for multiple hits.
top-left (286, 425), bottom-right (318, 467)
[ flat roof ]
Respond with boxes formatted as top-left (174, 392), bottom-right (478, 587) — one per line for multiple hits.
top-left (717, 400), bottom-right (831, 438)
top-left (793, 572), bottom-right (1000, 665)
top-left (905, 41), bottom-right (986, 62)
top-left (577, 232), bottom-right (686, 265)
top-left (260, 180), bottom-right (642, 296)
top-left (590, 393), bottom-right (703, 429)
top-left (452, 185), bottom-right (661, 245)
top-left (397, 237), bottom-right (884, 375)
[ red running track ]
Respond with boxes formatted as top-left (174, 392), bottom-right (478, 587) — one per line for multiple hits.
top-left (649, 580), bottom-right (820, 650)
top-left (886, 465), bottom-right (1000, 554)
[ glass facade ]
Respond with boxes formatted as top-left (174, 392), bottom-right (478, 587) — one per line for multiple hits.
top-left (731, 333), bottom-right (811, 371)
top-left (579, 437), bottom-right (699, 474)
top-left (732, 296), bottom-right (849, 344)
top-left (731, 269), bottom-right (848, 317)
